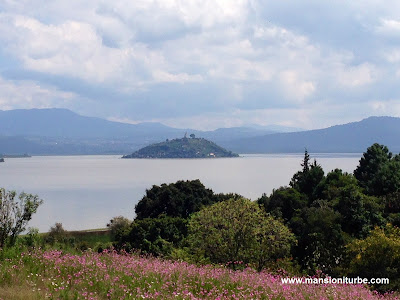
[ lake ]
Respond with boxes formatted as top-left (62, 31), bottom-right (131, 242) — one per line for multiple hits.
top-left (0, 154), bottom-right (362, 232)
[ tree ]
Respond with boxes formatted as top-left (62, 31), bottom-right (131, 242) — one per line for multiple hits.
top-left (135, 180), bottom-right (222, 219)
top-left (107, 216), bottom-right (131, 241)
top-left (314, 169), bottom-right (385, 237)
top-left (313, 169), bottom-right (358, 201)
top-left (346, 224), bottom-right (400, 292)
top-left (290, 204), bottom-right (345, 274)
top-left (190, 134), bottom-right (195, 139)
top-left (260, 187), bottom-right (307, 221)
top-left (290, 152), bottom-right (325, 201)
top-left (118, 216), bottom-right (188, 256)
top-left (0, 188), bottom-right (43, 247)
top-left (335, 184), bottom-right (384, 238)
top-left (188, 198), bottom-right (296, 271)
top-left (354, 143), bottom-right (398, 196)
top-left (46, 222), bottom-right (67, 244)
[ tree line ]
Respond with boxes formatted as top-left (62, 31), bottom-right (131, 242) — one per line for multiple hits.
top-left (110, 143), bottom-right (400, 292)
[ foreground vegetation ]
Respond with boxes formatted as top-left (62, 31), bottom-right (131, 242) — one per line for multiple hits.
top-left (1, 247), bottom-right (399, 300)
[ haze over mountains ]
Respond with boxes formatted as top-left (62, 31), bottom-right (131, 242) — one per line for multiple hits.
top-left (0, 108), bottom-right (399, 155)
top-left (220, 116), bottom-right (400, 153)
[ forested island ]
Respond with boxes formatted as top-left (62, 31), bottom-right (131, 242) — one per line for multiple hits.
top-left (122, 135), bottom-right (239, 158)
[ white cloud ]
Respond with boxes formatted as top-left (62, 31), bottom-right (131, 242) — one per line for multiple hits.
top-left (0, 76), bottom-right (76, 110)
top-left (336, 63), bottom-right (377, 87)
top-left (0, 1), bottom-right (399, 128)
top-left (369, 100), bottom-right (400, 116)
top-left (279, 70), bottom-right (316, 102)
top-left (376, 18), bottom-right (400, 36)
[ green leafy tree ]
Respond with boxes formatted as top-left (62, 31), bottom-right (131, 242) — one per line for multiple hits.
top-left (119, 216), bottom-right (188, 256)
top-left (46, 222), bottom-right (68, 244)
top-left (135, 180), bottom-right (222, 219)
top-left (0, 188), bottom-right (43, 247)
top-left (346, 224), bottom-right (400, 292)
top-left (290, 151), bottom-right (325, 201)
top-left (260, 187), bottom-right (307, 221)
top-left (313, 169), bottom-right (384, 238)
top-left (314, 169), bottom-right (358, 201)
top-left (188, 198), bottom-right (296, 271)
top-left (107, 216), bottom-right (132, 241)
top-left (335, 185), bottom-right (384, 237)
top-left (290, 203), bottom-right (345, 275)
top-left (354, 143), bottom-right (400, 196)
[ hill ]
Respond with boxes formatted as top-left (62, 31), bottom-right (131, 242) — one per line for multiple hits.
top-left (0, 108), bottom-right (275, 155)
top-left (122, 137), bottom-right (239, 158)
top-left (0, 108), bottom-right (181, 139)
top-left (221, 116), bottom-right (400, 153)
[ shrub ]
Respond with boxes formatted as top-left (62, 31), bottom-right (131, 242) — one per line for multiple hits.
top-left (0, 188), bottom-right (43, 247)
top-left (107, 216), bottom-right (131, 241)
top-left (346, 224), bottom-right (400, 292)
top-left (188, 197), bottom-right (296, 271)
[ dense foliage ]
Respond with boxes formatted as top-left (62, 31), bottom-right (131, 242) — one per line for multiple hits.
top-left (255, 143), bottom-right (400, 291)
top-left (188, 197), bottom-right (295, 271)
top-left (346, 224), bottom-right (400, 292)
top-left (111, 143), bottom-right (400, 292)
top-left (135, 179), bottom-right (224, 219)
top-left (354, 143), bottom-right (400, 196)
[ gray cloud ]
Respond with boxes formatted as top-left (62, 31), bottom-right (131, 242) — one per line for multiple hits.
top-left (0, 1), bottom-right (399, 129)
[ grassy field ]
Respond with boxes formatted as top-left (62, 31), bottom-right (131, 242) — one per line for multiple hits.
top-left (1, 247), bottom-right (399, 300)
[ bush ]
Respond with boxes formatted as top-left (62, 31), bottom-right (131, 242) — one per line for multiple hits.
top-left (346, 224), bottom-right (400, 292)
top-left (46, 223), bottom-right (67, 244)
top-left (0, 188), bottom-right (43, 247)
top-left (107, 216), bottom-right (131, 241)
top-left (23, 227), bottom-right (42, 248)
top-left (117, 216), bottom-right (188, 256)
top-left (188, 197), bottom-right (296, 271)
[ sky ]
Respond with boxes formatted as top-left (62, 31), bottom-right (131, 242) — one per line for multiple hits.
top-left (0, 1), bottom-right (400, 130)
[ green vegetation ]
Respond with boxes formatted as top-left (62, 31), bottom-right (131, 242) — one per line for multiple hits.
top-left (188, 197), bottom-right (296, 271)
top-left (347, 224), bottom-right (400, 292)
top-left (135, 179), bottom-right (227, 219)
top-left (122, 136), bottom-right (239, 158)
top-left (2, 142), bottom-right (400, 297)
top-left (116, 143), bottom-right (400, 292)
top-left (0, 188), bottom-right (42, 247)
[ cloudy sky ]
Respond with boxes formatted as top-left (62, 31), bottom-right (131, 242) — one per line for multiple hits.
top-left (1, 0), bottom-right (400, 130)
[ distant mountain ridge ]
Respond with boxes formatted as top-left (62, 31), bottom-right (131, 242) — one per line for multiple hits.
top-left (0, 108), bottom-right (278, 155)
top-left (221, 116), bottom-right (400, 153)
top-left (0, 108), bottom-right (177, 138)
top-left (1, 108), bottom-right (399, 154)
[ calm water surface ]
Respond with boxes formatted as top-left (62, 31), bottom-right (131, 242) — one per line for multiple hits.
top-left (0, 154), bottom-right (362, 231)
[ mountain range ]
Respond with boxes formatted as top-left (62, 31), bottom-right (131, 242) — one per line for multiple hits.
top-left (220, 116), bottom-right (400, 153)
top-left (0, 108), bottom-right (399, 154)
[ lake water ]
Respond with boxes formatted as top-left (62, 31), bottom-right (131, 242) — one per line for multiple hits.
top-left (0, 154), bottom-right (362, 232)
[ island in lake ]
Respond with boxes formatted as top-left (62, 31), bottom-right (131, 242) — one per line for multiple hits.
top-left (122, 135), bottom-right (239, 158)
top-left (0, 153), bottom-right (31, 158)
